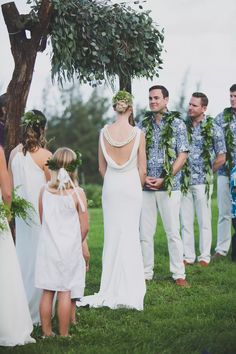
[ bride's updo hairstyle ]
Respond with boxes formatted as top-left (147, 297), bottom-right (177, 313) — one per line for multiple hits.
top-left (21, 110), bottom-right (47, 155)
top-left (47, 147), bottom-right (81, 189)
top-left (112, 90), bottom-right (135, 126)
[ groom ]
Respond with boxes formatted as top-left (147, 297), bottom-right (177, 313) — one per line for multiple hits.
top-left (139, 85), bottom-right (189, 286)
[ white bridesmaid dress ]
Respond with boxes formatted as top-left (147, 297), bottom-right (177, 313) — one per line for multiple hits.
top-left (78, 126), bottom-right (146, 310)
top-left (11, 149), bottom-right (46, 324)
top-left (0, 202), bottom-right (35, 346)
top-left (35, 186), bottom-right (86, 297)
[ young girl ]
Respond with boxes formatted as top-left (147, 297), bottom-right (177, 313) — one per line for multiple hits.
top-left (35, 147), bottom-right (89, 337)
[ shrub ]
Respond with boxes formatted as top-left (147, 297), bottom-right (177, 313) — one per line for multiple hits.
top-left (82, 184), bottom-right (102, 208)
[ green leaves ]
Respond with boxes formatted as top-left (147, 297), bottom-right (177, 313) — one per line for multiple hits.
top-left (48, 0), bottom-right (164, 86)
top-left (223, 107), bottom-right (235, 175)
top-left (0, 187), bottom-right (35, 231)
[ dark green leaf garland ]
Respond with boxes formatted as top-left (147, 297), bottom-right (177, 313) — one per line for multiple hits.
top-left (142, 111), bottom-right (180, 195)
top-left (160, 111), bottom-right (180, 195)
top-left (46, 151), bottom-right (82, 173)
top-left (223, 107), bottom-right (235, 175)
top-left (181, 116), bottom-right (214, 199)
top-left (141, 111), bottom-right (154, 160)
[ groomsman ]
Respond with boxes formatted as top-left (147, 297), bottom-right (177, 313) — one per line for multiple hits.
top-left (180, 92), bottom-right (226, 266)
top-left (213, 84), bottom-right (236, 258)
top-left (139, 85), bottom-right (189, 286)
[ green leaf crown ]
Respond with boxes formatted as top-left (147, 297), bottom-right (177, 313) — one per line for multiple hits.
top-left (21, 111), bottom-right (45, 128)
top-left (46, 150), bottom-right (82, 173)
top-left (112, 91), bottom-right (133, 106)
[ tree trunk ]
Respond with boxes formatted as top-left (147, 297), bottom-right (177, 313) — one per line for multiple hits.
top-left (119, 74), bottom-right (132, 93)
top-left (1, 0), bottom-right (52, 158)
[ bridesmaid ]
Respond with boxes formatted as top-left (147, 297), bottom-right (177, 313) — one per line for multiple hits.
top-left (8, 110), bottom-right (52, 325)
top-left (0, 143), bottom-right (35, 346)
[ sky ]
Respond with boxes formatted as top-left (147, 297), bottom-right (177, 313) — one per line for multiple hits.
top-left (0, 0), bottom-right (235, 116)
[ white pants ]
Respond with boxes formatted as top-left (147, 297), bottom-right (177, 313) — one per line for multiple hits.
top-left (180, 184), bottom-right (213, 264)
top-left (216, 175), bottom-right (231, 255)
top-left (140, 190), bottom-right (185, 280)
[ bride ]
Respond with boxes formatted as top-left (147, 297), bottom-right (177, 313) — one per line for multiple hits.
top-left (78, 91), bottom-right (146, 310)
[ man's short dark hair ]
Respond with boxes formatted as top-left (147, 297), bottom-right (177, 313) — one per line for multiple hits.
top-left (192, 92), bottom-right (208, 107)
top-left (149, 85), bottom-right (169, 98)
top-left (230, 84), bottom-right (236, 92)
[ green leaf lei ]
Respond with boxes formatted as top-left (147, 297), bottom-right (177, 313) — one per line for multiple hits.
top-left (181, 116), bottom-right (214, 199)
top-left (142, 110), bottom-right (180, 195)
top-left (223, 107), bottom-right (235, 175)
top-left (46, 151), bottom-right (82, 173)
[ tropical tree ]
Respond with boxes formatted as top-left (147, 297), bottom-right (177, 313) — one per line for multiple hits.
top-left (1, 0), bottom-right (164, 153)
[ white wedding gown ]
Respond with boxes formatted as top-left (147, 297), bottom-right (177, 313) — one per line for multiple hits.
top-left (11, 150), bottom-right (46, 324)
top-left (78, 127), bottom-right (146, 310)
top-left (0, 197), bottom-right (35, 346)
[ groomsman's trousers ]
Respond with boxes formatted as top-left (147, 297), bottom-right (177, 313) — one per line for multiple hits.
top-left (140, 190), bottom-right (185, 281)
top-left (215, 175), bottom-right (231, 255)
top-left (180, 184), bottom-right (213, 264)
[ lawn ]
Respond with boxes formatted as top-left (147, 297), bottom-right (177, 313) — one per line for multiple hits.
top-left (1, 198), bottom-right (236, 354)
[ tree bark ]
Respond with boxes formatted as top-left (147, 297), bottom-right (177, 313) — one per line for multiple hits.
top-left (1, 0), bottom-right (52, 157)
top-left (119, 74), bottom-right (132, 94)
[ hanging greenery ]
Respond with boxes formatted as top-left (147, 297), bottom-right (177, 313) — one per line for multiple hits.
top-left (47, 0), bottom-right (164, 85)
top-left (181, 116), bottom-right (214, 199)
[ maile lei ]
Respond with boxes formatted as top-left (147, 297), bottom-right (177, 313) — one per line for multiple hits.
top-left (223, 107), bottom-right (235, 175)
top-left (142, 110), bottom-right (180, 195)
top-left (181, 116), bottom-right (214, 199)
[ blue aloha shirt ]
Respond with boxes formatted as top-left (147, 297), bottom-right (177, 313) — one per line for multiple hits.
top-left (215, 109), bottom-right (236, 176)
top-left (230, 166), bottom-right (236, 218)
top-left (186, 115), bottom-right (226, 185)
top-left (138, 111), bottom-right (189, 191)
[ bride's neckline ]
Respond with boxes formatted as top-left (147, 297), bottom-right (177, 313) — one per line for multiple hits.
top-left (103, 125), bottom-right (137, 147)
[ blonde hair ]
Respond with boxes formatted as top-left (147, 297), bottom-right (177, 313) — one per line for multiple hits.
top-left (48, 147), bottom-right (79, 190)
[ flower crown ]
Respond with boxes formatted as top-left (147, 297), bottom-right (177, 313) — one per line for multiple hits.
top-left (21, 111), bottom-right (45, 127)
top-left (46, 150), bottom-right (82, 172)
top-left (112, 90), bottom-right (133, 106)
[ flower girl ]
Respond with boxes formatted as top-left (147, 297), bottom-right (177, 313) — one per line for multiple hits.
top-left (35, 147), bottom-right (89, 337)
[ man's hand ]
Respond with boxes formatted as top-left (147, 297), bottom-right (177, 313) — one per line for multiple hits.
top-left (145, 176), bottom-right (164, 190)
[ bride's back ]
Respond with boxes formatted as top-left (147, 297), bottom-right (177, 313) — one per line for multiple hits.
top-left (103, 124), bottom-right (137, 166)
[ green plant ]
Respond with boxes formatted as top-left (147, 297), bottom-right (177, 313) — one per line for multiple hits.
top-left (82, 184), bottom-right (102, 208)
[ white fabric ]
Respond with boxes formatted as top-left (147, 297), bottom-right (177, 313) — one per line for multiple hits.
top-left (11, 151), bottom-right (46, 324)
top-left (35, 187), bottom-right (85, 298)
top-left (216, 175), bottom-right (231, 255)
top-left (57, 168), bottom-right (85, 212)
top-left (180, 184), bottom-right (213, 264)
top-left (0, 211), bottom-right (35, 346)
top-left (140, 190), bottom-right (185, 280)
top-left (78, 127), bottom-right (146, 310)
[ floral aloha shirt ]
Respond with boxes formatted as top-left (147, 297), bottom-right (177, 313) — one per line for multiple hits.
top-left (215, 110), bottom-right (236, 176)
top-left (230, 166), bottom-right (236, 218)
top-left (186, 116), bottom-right (226, 185)
top-left (138, 112), bottom-right (189, 191)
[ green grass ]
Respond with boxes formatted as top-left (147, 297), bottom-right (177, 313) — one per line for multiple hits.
top-left (1, 198), bottom-right (236, 354)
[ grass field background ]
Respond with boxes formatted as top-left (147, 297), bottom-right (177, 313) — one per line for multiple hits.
top-left (1, 198), bottom-right (236, 354)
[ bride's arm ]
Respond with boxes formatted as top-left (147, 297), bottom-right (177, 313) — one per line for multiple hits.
top-left (98, 140), bottom-right (107, 178)
top-left (138, 132), bottom-right (147, 186)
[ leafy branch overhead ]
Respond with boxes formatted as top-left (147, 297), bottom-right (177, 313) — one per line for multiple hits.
top-left (29, 0), bottom-right (164, 85)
